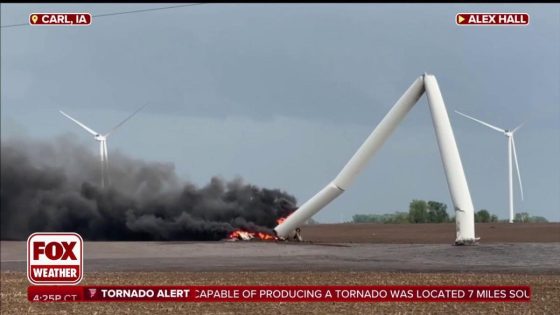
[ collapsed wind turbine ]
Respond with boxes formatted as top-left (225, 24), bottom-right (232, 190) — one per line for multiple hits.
top-left (59, 105), bottom-right (147, 188)
top-left (455, 111), bottom-right (524, 223)
top-left (274, 74), bottom-right (478, 245)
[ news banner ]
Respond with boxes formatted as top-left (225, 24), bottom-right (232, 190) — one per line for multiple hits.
top-left (26, 232), bottom-right (531, 303)
top-left (29, 285), bottom-right (531, 303)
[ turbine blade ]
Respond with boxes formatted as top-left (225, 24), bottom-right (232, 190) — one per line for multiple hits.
top-left (103, 140), bottom-right (110, 186)
top-left (511, 136), bottom-right (524, 201)
top-left (454, 110), bottom-right (506, 133)
top-left (99, 141), bottom-right (104, 162)
top-left (104, 104), bottom-right (147, 137)
top-left (513, 122), bottom-right (525, 133)
top-left (99, 141), bottom-right (105, 188)
top-left (103, 140), bottom-right (109, 164)
top-left (60, 111), bottom-right (99, 136)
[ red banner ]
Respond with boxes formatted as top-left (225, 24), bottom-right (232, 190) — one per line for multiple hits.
top-left (28, 285), bottom-right (531, 303)
top-left (29, 13), bottom-right (92, 25)
top-left (456, 13), bottom-right (529, 26)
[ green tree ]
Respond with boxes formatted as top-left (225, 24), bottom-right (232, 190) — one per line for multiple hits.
top-left (475, 209), bottom-right (491, 223)
top-left (514, 212), bottom-right (548, 223)
top-left (528, 216), bottom-right (548, 223)
top-left (384, 212), bottom-right (410, 224)
top-left (514, 212), bottom-right (530, 223)
top-left (427, 201), bottom-right (449, 223)
top-left (352, 214), bottom-right (370, 223)
top-left (409, 200), bottom-right (428, 223)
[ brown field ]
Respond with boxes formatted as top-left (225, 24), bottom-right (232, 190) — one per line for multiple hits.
top-left (301, 222), bottom-right (560, 243)
top-left (2, 271), bottom-right (560, 314)
top-left (2, 223), bottom-right (559, 314)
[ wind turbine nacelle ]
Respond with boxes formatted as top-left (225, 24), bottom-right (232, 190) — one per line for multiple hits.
top-left (94, 135), bottom-right (106, 141)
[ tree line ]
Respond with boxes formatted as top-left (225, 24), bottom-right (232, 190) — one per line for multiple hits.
top-left (351, 200), bottom-right (548, 224)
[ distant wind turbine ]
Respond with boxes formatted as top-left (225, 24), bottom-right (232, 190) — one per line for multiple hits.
top-left (455, 110), bottom-right (524, 223)
top-left (60, 104), bottom-right (147, 188)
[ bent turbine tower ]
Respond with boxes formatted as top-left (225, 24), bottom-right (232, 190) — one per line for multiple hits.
top-left (274, 74), bottom-right (478, 245)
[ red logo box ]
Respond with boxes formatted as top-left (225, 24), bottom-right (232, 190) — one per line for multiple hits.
top-left (29, 13), bottom-right (92, 26)
top-left (456, 13), bottom-right (529, 26)
top-left (27, 232), bottom-right (83, 285)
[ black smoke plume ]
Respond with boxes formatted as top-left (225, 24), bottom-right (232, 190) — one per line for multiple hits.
top-left (0, 135), bottom-right (297, 240)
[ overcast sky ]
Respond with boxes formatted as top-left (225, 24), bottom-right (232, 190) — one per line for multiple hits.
top-left (2, 3), bottom-right (559, 223)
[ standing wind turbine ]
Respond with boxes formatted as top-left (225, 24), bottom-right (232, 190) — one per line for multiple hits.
top-left (455, 111), bottom-right (524, 223)
top-left (60, 104), bottom-right (147, 188)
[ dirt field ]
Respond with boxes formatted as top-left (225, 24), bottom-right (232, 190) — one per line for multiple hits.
top-left (2, 271), bottom-right (559, 314)
top-left (300, 222), bottom-right (560, 243)
top-left (2, 223), bottom-right (559, 314)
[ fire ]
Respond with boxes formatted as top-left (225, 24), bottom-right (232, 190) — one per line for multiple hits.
top-left (276, 212), bottom-right (293, 225)
top-left (228, 230), bottom-right (254, 241)
top-left (256, 232), bottom-right (276, 240)
top-left (227, 229), bottom-right (278, 241)
top-left (227, 213), bottom-right (293, 241)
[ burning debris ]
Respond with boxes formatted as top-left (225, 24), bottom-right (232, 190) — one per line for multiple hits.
top-left (0, 136), bottom-right (298, 241)
top-left (226, 214), bottom-right (291, 241)
top-left (225, 213), bottom-right (303, 242)
top-left (228, 230), bottom-right (255, 241)
top-left (227, 230), bottom-right (275, 241)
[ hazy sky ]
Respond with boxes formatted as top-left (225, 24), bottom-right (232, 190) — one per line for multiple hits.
top-left (2, 4), bottom-right (559, 223)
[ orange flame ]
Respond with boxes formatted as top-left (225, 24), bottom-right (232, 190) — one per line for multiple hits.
top-left (258, 233), bottom-right (276, 240)
top-left (276, 211), bottom-right (294, 225)
top-left (227, 213), bottom-right (293, 241)
top-left (228, 229), bottom-right (278, 241)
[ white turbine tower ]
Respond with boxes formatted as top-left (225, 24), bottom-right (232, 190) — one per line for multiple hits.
top-left (455, 111), bottom-right (524, 223)
top-left (60, 105), bottom-right (147, 188)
